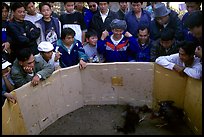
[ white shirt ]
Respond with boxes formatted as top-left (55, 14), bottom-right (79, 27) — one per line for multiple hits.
top-left (24, 13), bottom-right (43, 24)
top-left (155, 53), bottom-right (202, 79)
top-left (100, 9), bottom-right (109, 22)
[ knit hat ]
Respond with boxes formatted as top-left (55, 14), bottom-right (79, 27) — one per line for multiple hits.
top-left (38, 41), bottom-right (54, 52)
top-left (153, 3), bottom-right (171, 18)
top-left (110, 19), bottom-right (127, 30)
top-left (2, 58), bottom-right (11, 69)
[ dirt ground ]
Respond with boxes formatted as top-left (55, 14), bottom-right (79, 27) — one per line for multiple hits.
top-left (39, 105), bottom-right (194, 135)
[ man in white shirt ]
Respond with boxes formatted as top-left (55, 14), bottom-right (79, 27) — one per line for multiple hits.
top-left (155, 41), bottom-right (202, 79)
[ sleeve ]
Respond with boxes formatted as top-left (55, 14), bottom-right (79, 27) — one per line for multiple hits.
top-left (155, 54), bottom-right (179, 70)
top-left (97, 39), bottom-right (107, 54)
top-left (183, 61), bottom-right (202, 79)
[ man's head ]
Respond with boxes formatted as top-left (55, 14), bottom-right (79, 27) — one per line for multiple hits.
top-left (184, 11), bottom-right (202, 39)
top-left (160, 28), bottom-right (175, 49)
top-left (38, 41), bottom-right (54, 62)
top-left (185, 2), bottom-right (201, 14)
top-left (85, 30), bottom-right (98, 46)
top-left (154, 3), bottom-right (170, 25)
top-left (2, 2), bottom-right (10, 20)
top-left (61, 28), bottom-right (76, 46)
top-left (75, 2), bottom-right (84, 12)
top-left (98, 2), bottom-right (109, 14)
top-left (24, 2), bottom-right (36, 16)
top-left (137, 24), bottom-right (150, 45)
top-left (17, 48), bottom-right (35, 70)
top-left (179, 41), bottom-right (196, 63)
top-left (11, 2), bottom-right (25, 22)
top-left (119, 2), bottom-right (128, 12)
top-left (88, 2), bottom-right (98, 13)
top-left (131, 2), bottom-right (143, 13)
top-left (39, 2), bottom-right (52, 19)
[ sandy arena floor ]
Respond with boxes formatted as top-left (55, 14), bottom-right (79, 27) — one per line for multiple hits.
top-left (39, 105), bottom-right (194, 135)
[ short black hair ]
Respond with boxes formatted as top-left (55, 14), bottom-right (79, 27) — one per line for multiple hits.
top-left (85, 29), bottom-right (98, 39)
top-left (184, 11), bottom-right (202, 29)
top-left (160, 28), bottom-right (175, 41)
top-left (10, 2), bottom-right (24, 12)
top-left (16, 48), bottom-right (33, 62)
top-left (137, 24), bottom-right (150, 34)
top-left (39, 2), bottom-right (51, 12)
top-left (180, 41), bottom-right (196, 56)
top-left (23, 2), bottom-right (35, 8)
top-left (2, 2), bottom-right (10, 11)
top-left (61, 28), bottom-right (76, 40)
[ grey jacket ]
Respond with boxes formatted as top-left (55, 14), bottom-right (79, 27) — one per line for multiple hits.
top-left (11, 55), bottom-right (55, 88)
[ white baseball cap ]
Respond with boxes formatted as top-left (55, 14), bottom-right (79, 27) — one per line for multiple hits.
top-left (38, 41), bottom-right (54, 52)
top-left (2, 60), bottom-right (11, 69)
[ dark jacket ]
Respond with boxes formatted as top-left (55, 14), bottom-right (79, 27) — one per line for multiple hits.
top-left (89, 10), bottom-right (119, 38)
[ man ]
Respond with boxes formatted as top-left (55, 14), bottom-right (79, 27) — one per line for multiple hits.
top-left (87, 2), bottom-right (99, 15)
top-left (117, 2), bottom-right (128, 20)
top-left (155, 41), bottom-right (202, 80)
top-left (7, 2), bottom-right (40, 59)
top-left (36, 41), bottom-right (61, 70)
top-left (89, 2), bottom-right (119, 39)
top-left (184, 11), bottom-right (202, 59)
top-left (125, 2), bottom-right (151, 38)
top-left (11, 48), bottom-right (55, 88)
top-left (133, 24), bottom-right (153, 62)
top-left (24, 2), bottom-right (43, 24)
top-left (150, 3), bottom-right (184, 41)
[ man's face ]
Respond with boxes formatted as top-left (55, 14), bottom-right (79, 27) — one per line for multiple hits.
top-left (2, 7), bottom-right (9, 20)
top-left (119, 2), bottom-right (128, 11)
top-left (13, 7), bottom-right (26, 22)
top-left (19, 54), bottom-right (35, 70)
top-left (189, 25), bottom-right (202, 39)
top-left (155, 15), bottom-right (169, 25)
top-left (25, 2), bottom-right (36, 15)
top-left (138, 28), bottom-right (149, 44)
top-left (112, 28), bottom-right (124, 39)
top-left (41, 51), bottom-right (53, 62)
top-left (160, 39), bottom-right (173, 49)
top-left (99, 2), bottom-right (109, 13)
top-left (186, 2), bottom-right (200, 13)
top-left (179, 48), bottom-right (192, 63)
top-left (88, 2), bottom-right (98, 12)
top-left (131, 2), bottom-right (142, 13)
top-left (75, 2), bottom-right (84, 11)
top-left (41, 5), bottom-right (52, 19)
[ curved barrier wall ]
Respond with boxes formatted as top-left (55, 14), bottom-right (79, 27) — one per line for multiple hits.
top-left (2, 63), bottom-right (202, 135)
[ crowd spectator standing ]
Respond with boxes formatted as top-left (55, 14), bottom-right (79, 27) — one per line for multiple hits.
top-left (133, 24), bottom-right (153, 62)
top-left (74, 2), bottom-right (93, 30)
top-left (23, 2), bottom-right (43, 24)
top-left (83, 30), bottom-right (104, 63)
top-left (36, 41), bottom-right (61, 70)
top-left (97, 19), bottom-right (138, 62)
top-left (117, 2), bottom-right (128, 20)
top-left (7, 2), bottom-right (40, 62)
top-left (59, 2), bottom-right (87, 44)
top-left (184, 10), bottom-right (202, 60)
top-left (155, 41), bottom-right (202, 79)
top-left (2, 58), bottom-right (16, 106)
top-left (150, 3), bottom-right (184, 41)
top-left (150, 28), bottom-right (181, 62)
top-left (35, 2), bottom-right (61, 46)
top-left (10, 48), bottom-right (55, 88)
top-left (48, 2), bottom-right (60, 19)
top-left (56, 28), bottom-right (88, 69)
top-left (89, 2), bottom-right (119, 39)
top-left (182, 2), bottom-right (201, 43)
top-left (125, 2), bottom-right (151, 38)
top-left (87, 2), bottom-right (99, 15)
top-left (2, 2), bottom-right (13, 63)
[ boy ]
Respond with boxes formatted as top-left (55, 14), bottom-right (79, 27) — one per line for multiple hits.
top-left (56, 28), bottom-right (88, 69)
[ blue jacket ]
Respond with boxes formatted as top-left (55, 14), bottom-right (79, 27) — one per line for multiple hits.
top-left (97, 35), bottom-right (139, 62)
top-left (56, 39), bottom-right (88, 68)
top-left (125, 9), bottom-right (151, 38)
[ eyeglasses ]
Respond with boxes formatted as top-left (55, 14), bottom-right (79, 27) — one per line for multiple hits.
top-left (89, 5), bottom-right (96, 8)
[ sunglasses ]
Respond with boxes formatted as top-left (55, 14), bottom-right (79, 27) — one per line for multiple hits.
top-left (89, 4), bottom-right (96, 8)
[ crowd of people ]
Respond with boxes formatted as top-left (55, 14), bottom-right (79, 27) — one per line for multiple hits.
top-left (2, 2), bottom-right (202, 106)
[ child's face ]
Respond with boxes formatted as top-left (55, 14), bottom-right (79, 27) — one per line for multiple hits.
top-left (87, 36), bottom-right (98, 46)
top-left (41, 51), bottom-right (53, 62)
top-left (63, 35), bottom-right (74, 46)
top-left (41, 5), bottom-right (52, 19)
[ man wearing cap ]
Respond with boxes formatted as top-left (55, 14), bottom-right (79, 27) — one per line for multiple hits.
top-left (150, 3), bottom-right (184, 41)
top-left (97, 19), bottom-right (138, 62)
top-left (2, 58), bottom-right (16, 106)
top-left (10, 48), bottom-right (55, 88)
top-left (36, 41), bottom-right (61, 70)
